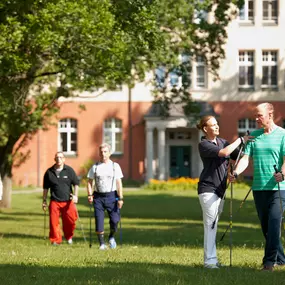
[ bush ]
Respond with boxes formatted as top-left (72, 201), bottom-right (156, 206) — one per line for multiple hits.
top-left (142, 177), bottom-right (199, 191)
top-left (79, 159), bottom-right (95, 187)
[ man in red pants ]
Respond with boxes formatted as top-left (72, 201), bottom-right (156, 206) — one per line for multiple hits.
top-left (42, 152), bottom-right (79, 245)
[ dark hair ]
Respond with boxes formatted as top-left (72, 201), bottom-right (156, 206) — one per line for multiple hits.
top-left (196, 116), bottom-right (215, 132)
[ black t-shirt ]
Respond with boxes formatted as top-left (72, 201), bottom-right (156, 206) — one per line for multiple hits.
top-left (43, 164), bottom-right (79, 202)
top-left (198, 137), bottom-right (230, 198)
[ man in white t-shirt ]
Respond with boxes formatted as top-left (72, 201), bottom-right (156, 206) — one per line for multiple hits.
top-left (87, 143), bottom-right (124, 250)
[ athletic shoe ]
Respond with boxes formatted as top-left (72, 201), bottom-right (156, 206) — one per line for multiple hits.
top-left (99, 244), bottom-right (108, 250)
top-left (109, 237), bottom-right (117, 249)
top-left (204, 264), bottom-right (219, 269)
top-left (52, 242), bottom-right (60, 246)
top-left (216, 262), bottom-right (225, 267)
top-left (67, 238), bottom-right (73, 245)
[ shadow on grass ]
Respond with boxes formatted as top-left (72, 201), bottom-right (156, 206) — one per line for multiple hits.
top-left (2, 191), bottom-right (265, 249)
top-left (0, 262), bottom-right (282, 285)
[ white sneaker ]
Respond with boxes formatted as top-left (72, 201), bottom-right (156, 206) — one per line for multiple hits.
top-left (204, 264), bottom-right (219, 269)
top-left (67, 238), bottom-right (73, 245)
top-left (109, 238), bottom-right (117, 249)
top-left (99, 244), bottom-right (108, 250)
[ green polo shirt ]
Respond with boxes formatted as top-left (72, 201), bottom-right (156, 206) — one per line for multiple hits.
top-left (244, 127), bottom-right (285, 191)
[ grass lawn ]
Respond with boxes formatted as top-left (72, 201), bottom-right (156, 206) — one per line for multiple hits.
top-left (0, 187), bottom-right (284, 285)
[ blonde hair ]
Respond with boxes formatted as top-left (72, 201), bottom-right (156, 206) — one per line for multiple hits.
top-left (99, 143), bottom-right (112, 152)
top-left (196, 116), bottom-right (215, 132)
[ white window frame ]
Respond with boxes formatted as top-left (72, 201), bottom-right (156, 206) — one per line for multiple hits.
top-left (262, 0), bottom-right (278, 23)
top-left (193, 56), bottom-right (207, 89)
top-left (238, 51), bottom-right (255, 89)
top-left (103, 118), bottom-right (123, 154)
top-left (238, 118), bottom-right (257, 136)
top-left (239, 0), bottom-right (254, 23)
top-left (58, 118), bottom-right (77, 155)
top-left (261, 50), bottom-right (278, 89)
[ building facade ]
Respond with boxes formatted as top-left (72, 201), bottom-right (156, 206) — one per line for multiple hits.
top-left (12, 0), bottom-right (285, 186)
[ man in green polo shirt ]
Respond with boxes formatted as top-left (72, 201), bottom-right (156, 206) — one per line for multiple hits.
top-left (230, 102), bottom-right (285, 271)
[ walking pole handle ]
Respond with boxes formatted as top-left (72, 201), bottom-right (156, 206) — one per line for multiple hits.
top-left (274, 165), bottom-right (278, 173)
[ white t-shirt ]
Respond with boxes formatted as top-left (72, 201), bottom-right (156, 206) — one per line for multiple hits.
top-left (87, 160), bottom-right (123, 193)
top-left (0, 176), bottom-right (3, 200)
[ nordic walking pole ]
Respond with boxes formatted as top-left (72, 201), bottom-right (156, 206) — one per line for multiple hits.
top-left (119, 210), bottom-right (122, 245)
top-left (211, 130), bottom-right (250, 230)
top-left (273, 165), bottom-right (284, 233)
top-left (75, 206), bottom-right (87, 243)
top-left (229, 163), bottom-right (234, 267)
top-left (89, 202), bottom-right (92, 248)
top-left (44, 208), bottom-right (47, 240)
top-left (70, 194), bottom-right (87, 243)
top-left (211, 142), bottom-right (244, 229)
top-left (220, 188), bottom-right (252, 242)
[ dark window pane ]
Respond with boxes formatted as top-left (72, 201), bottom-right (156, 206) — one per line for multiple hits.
top-left (60, 133), bottom-right (67, 152)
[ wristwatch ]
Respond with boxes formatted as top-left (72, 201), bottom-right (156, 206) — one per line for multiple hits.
top-left (118, 197), bottom-right (123, 201)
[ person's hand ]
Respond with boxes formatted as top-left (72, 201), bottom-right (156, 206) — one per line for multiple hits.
top-left (228, 172), bottom-right (237, 183)
top-left (72, 195), bottom-right (78, 204)
top-left (241, 134), bottom-right (255, 144)
top-left (42, 201), bottom-right (47, 211)
top-left (274, 172), bottom-right (284, 183)
top-left (87, 195), bottom-right (93, 204)
top-left (117, 200), bottom-right (124, 209)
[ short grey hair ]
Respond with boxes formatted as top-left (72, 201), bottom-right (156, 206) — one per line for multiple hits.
top-left (99, 143), bottom-right (112, 152)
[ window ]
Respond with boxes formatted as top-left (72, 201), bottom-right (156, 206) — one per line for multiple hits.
top-left (194, 56), bottom-right (206, 88)
top-left (238, 51), bottom-right (254, 89)
top-left (58, 118), bottom-right (77, 155)
top-left (263, 0), bottom-right (278, 23)
top-left (103, 118), bottom-right (123, 154)
top-left (262, 51), bottom-right (278, 89)
top-left (239, 0), bottom-right (254, 22)
top-left (238, 119), bottom-right (257, 136)
top-left (155, 54), bottom-right (206, 90)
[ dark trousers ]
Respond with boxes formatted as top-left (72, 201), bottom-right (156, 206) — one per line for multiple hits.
top-left (253, 190), bottom-right (285, 266)
top-left (93, 191), bottom-right (120, 233)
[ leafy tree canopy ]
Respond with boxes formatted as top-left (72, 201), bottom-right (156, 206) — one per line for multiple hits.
top-left (0, 0), bottom-right (243, 207)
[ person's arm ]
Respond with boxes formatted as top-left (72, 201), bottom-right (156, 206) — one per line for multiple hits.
top-left (87, 179), bottom-right (93, 204)
top-left (218, 136), bottom-right (248, 157)
top-left (229, 154), bottom-right (250, 182)
top-left (116, 178), bottom-right (124, 209)
top-left (72, 184), bottom-right (79, 204)
top-left (42, 188), bottom-right (48, 211)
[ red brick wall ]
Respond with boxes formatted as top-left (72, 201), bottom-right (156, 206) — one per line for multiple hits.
top-left (12, 101), bottom-right (152, 186)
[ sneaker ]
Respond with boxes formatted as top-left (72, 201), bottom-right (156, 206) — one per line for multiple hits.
top-left (67, 238), bottom-right (73, 245)
top-left (52, 242), bottom-right (60, 246)
top-left (216, 262), bottom-right (225, 267)
top-left (204, 264), bottom-right (219, 269)
top-left (99, 244), bottom-right (108, 250)
top-left (109, 237), bottom-right (117, 249)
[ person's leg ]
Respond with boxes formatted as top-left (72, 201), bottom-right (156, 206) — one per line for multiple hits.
top-left (49, 200), bottom-right (62, 244)
top-left (61, 201), bottom-right (78, 242)
top-left (94, 196), bottom-right (106, 247)
top-left (106, 193), bottom-right (120, 248)
top-left (266, 191), bottom-right (285, 266)
top-left (198, 193), bottom-right (221, 267)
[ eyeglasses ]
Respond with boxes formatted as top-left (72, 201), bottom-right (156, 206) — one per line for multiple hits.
top-left (55, 156), bottom-right (65, 159)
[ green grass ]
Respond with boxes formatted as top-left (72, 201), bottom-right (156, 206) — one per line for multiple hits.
top-left (0, 188), bottom-right (284, 285)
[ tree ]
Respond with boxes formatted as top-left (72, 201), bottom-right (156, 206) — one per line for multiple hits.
top-left (0, 0), bottom-right (161, 207)
top-left (0, 0), bottom-right (243, 208)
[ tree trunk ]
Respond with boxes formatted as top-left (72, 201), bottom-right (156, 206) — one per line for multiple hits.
top-left (0, 175), bottom-right (12, 208)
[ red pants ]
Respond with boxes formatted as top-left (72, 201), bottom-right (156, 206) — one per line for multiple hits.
top-left (49, 200), bottom-right (78, 244)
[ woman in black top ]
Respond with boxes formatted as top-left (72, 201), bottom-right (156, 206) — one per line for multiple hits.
top-left (197, 115), bottom-right (248, 268)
